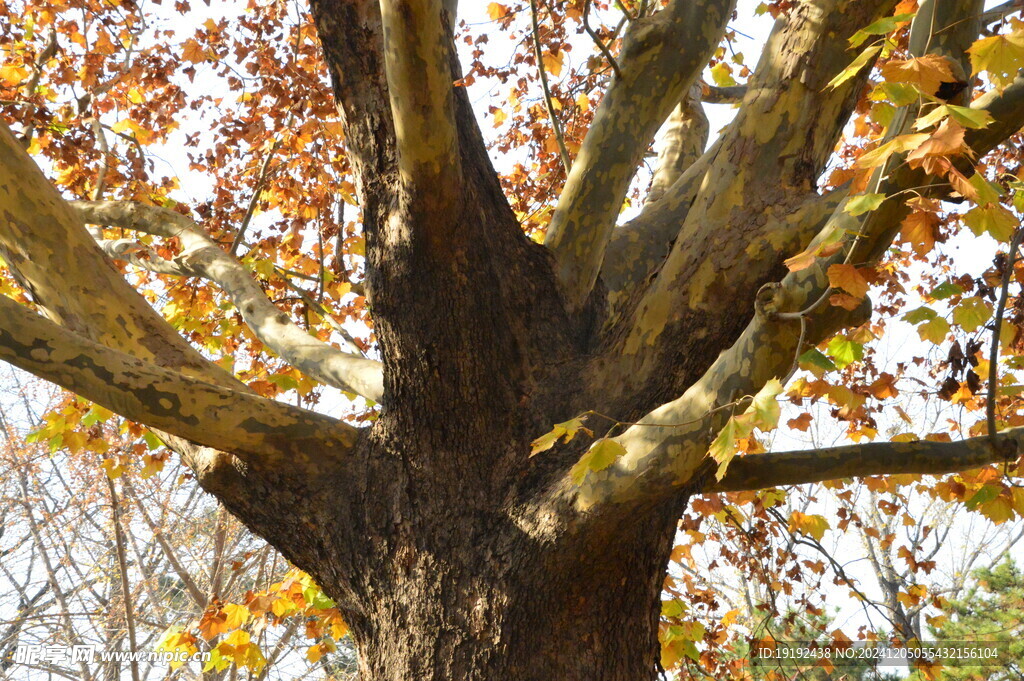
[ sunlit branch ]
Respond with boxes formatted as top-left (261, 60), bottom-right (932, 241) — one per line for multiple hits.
top-left (706, 431), bottom-right (1023, 493)
top-left (379, 0), bottom-right (462, 212)
top-left (543, 0), bottom-right (736, 311)
top-left (0, 295), bottom-right (358, 471)
top-left (72, 200), bottom-right (385, 403)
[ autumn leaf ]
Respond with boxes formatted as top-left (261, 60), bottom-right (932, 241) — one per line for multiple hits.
top-left (827, 264), bottom-right (870, 299)
top-left (530, 416), bottom-right (590, 456)
top-left (906, 119), bottom-right (966, 165)
top-left (879, 54), bottom-right (957, 95)
top-left (827, 44), bottom-right (882, 90)
top-left (963, 203), bottom-right (1018, 242)
top-left (541, 50), bottom-right (564, 77)
top-left (710, 61), bottom-right (736, 87)
top-left (787, 412), bottom-right (813, 431)
top-left (952, 296), bottom-right (992, 333)
top-left (788, 511), bottom-right (830, 541)
top-left (917, 316), bottom-right (951, 344)
top-left (844, 192), bottom-right (886, 216)
top-left (0, 64), bottom-right (30, 87)
top-left (848, 13), bottom-right (916, 48)
top-left (827, 334), bottom-right (864, 369)
top-left (486, 2), bottom-right (509, 20)
top-left (181, 38), bottom-right (207, 64)
top-left (968, 29), bottom-right (1024, 88)
top-left (900, 210), bottom-right (939, 256)
top-left (569, 438), bottom-right (626, 484)
top-left (854, 133), bottom-right (929, 169)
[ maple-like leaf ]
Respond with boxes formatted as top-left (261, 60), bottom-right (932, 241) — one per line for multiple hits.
top-left (900, 210), bottom-right (939, 256)
top-left (968, 28), bottom-right (1024, 87)
top-left (569, 438), bottom-right (626, 484)
top-left (827, 264), bottom-right (870, 299)
top-left (879, 54), bottom-right (957, 95)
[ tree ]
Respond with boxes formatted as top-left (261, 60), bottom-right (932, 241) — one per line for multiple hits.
top-left (0, 367), bottom-right (356, 680)
top-left (929, 559), bottom-right (1024, 681)
top-left (2, 0), bottom-right (1024, 679)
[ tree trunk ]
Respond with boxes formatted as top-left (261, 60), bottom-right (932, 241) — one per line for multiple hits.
top-left (310, 471), bottom-right (689, 681)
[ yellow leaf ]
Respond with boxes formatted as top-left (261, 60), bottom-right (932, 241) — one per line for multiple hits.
top-left (963, 203), bottom-right (1018, 242)
top-left (487, 2), bottom-right (509, 20)
top-left (968, 30), bottom-right (1024, 87)
top-left (530, 416), bottom-right (589, 456)
top-left (710, 61), bottom-right (736, 87)
top-left (569, 438), bottom-right (626, 484)
top-left (542, 50), bottom-right (564, 77)
top-left (827, 44), bottom-right (882, 90)
top-left (222, 602), bottom-right (250, 630)
top-left (854, 133), bottom-right (930, 169)
top-left (0, 64), bottom-right (30, 87)
top-left (789, 511), bottom-right (830, 541)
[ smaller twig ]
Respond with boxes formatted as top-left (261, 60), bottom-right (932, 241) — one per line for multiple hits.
top-left (230, 135), bottom-right (285, 256)
top-left (89, 118), bottom-right (109, 202)
top-left (583, 0), bottom-right (621, 79)
top-left (980, 0), bottom-right (1023, 27)
top-left (529, 0), bottom-right (573, 174)
top-left (107, 478), bottom-right (141, 681)
top-left (987, 226), bottom-right (1024, 440)
top-left (19, 28), bottom-right (57, 147)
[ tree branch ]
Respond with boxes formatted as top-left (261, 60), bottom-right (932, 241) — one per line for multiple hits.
top-left (0, 295), bottom-right (358, 472)
top-left (543, 0), bottom-right (736, 311)
top-left (700, 83), bottom-right (747, 104)
top-left (646, 83), bottom-right (708, 205)
top-left (577, 62), bottom-right (1024, 511)
top-left (530, 0), bottom-right (572, 173)
top-left (981, 0), bottom-right (1023, 26)
top-left (0, 122), bottom-right (237, 388)
top-left (706, 430), bottom-right (1023, 493)
top-left (379, 0), bottom-right (462, 217)
top-left (615, 0), bottom-right (896, 364)
top-left (72, 200), bottom-right (385, 404)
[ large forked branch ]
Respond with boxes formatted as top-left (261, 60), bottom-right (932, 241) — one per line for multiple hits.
top-left (610, 0), bottom-right (899, 383)
top-left (0, 122), bottom-right (235, 387)
top-left (0, 295), bottom-right (358, 471)
top-left (707, 431), bottom-right (1023, 493)
top-left (543, 0), bottom-right (735, 311)
top-left (576, 71), bottom-right (1024, 509)
top-left (71, 201), bottom-right (385, 403)
top-left (646, 83), bottom-right (709, 206)
top-left (379, 0), bottom-right (462, 220)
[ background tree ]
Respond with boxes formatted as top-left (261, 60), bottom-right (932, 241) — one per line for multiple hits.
top-left (928, 559), bottom-right (1024, 681)
top-left (0, 366), bottom-right (358, 680)
top-left (2, 0), bottom-right (1024, 680)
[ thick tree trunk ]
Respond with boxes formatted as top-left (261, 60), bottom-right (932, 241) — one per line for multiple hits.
top-left (303, 467), bottom-right (688, 681)
top-left (344, 517), bottom-right (680, 680)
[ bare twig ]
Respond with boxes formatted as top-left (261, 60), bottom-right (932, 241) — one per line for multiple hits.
top-left (529, 0), bottom-right (572, 173)
top-left (583, 0), bottom-right (621, 79)
top-left (987, 226), bottom-right (1024, 440)
top-left (106, 478), bottom-right (141, 681)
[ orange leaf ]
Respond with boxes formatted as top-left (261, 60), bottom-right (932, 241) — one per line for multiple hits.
top-left (880, 54), bottom-right (956, 95)
top-left (900, 210), bottom-right (939, 255)
top-left (906, 119), bottom-right (966, 165)
top-left (827, 264), bottom-right (870, 299)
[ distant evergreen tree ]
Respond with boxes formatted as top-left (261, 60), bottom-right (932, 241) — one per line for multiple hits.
top-left (927, 559), bottom-right (1024, 681)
